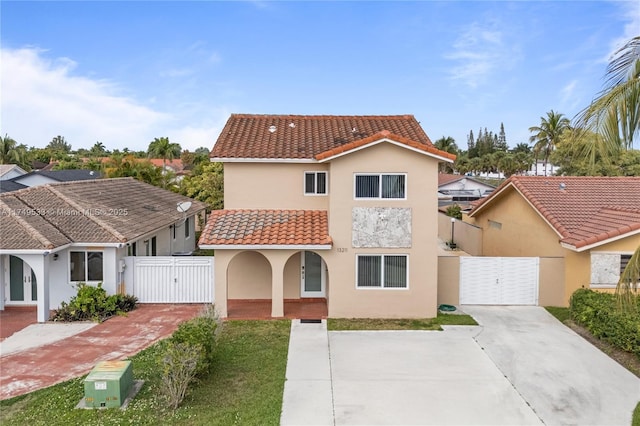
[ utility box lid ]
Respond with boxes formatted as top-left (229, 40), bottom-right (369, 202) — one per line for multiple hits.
top-left (84, 360), bottom-right (133, 409)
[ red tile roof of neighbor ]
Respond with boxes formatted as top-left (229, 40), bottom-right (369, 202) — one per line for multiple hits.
top-left (198, 209), bottom-right (332, 247)
top-left (470, 176), bottom-right (640, 250)
top-left (211, 114), bottom-right (454, 161)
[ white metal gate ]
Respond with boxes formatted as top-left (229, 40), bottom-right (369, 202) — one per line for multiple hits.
top-left (459, 257), bottom-right (539, 305)
top-left (128, 256), bottom-right (214, 303)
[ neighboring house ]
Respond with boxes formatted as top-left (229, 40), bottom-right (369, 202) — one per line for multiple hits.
top-left (199, 114), bottom-right (455, 318)
top-left (0, 177), bottom-right (205, 322)
top-left (438, 173), bottom-right (496, 204)
top-left (526, 160), bottom-right (559, 176)
top-left (148, 159), bottom-right (189, 182)
top-left (465, 176), bottom-right (640, 306)
top-left (1, 169), bottom-right (102, 193)
top-left (0, 165), bottom-right (27, 181)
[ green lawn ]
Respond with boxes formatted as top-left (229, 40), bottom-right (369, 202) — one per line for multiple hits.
top-left (0, 320), bottom-right (290, 426)
top-left (327, 312), bottom-right (477, 331)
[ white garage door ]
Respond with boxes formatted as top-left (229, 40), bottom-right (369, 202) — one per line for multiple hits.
top-left (460, 257), bottom-right (539, 305)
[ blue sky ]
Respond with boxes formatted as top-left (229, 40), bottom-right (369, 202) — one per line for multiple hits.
top-left (1, 1), bottom-right (638, 153)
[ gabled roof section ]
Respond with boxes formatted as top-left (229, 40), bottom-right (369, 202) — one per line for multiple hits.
top-left (210, 114), bottom-right (438, 161)
top-left (198, 209), bottom-right (332, 249)
top-left (314, 130), bottom-right (455, 163)
top-left (437, 173), bottom-right (495, 187)
top-left (0, 178), bottom-right (206, 251)
top-left (469, 176), bottom-right (640, 251)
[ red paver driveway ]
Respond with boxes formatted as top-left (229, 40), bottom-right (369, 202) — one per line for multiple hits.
top-left (0, 304), bottom-right (204, 400)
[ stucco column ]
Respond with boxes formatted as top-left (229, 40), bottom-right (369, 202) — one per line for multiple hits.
top-left (268, 252), bottom-right (291, 318)
top-left (32, 255), bottom-right (50, 323)
top-left (0, 255), bottom-right (5, 311)
top-left (214, 251), bottom-right (231, 318)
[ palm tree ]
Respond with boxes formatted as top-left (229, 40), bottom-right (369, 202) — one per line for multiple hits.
top-left (575, 36), bottom-right (639, 150)
top-left (0, 134), bottom-right (26, 165)
top-left (434, 136), bottom-right (459, 173)
top-left (148, 137), bottom-right (182, 188)
top-left (528, 110), bottom-right (571, 176)
top-left (616, 244), bottom-right (639, 314)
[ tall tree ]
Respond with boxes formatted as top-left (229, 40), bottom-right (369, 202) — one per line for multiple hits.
top-left (434, 136), bottom-right (459, 173)
top-left (148, 137), bottom-right (181, 188)
top-left (575, 36), bottom-right (640, 150)
top-left (528, 110), bottom-right (571, 176)
top-left (0, 134), bottom-right (26, 166)
top-left (47, 135), bottom-right (72, 153)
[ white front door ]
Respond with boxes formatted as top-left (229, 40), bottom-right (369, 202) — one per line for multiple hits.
top-left (6, 256), bottom-right (37, 304)
top-left (301, 251), bottom-right (326, 298)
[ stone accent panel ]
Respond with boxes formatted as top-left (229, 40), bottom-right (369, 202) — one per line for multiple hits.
top-left (352, 207), bottom-right (411, 248)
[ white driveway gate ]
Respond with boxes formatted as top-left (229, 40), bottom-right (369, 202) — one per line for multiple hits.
top-left (459, 257), bottom-right (539, 305)
top-left (128, 256), bottom-right (214, 303)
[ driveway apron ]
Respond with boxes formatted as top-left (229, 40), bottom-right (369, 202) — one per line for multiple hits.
top-left (463, 305), bottom-right (640, 426)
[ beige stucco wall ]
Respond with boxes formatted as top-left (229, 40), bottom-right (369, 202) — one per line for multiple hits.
top-left (227, 251), bottom-right (272, 299)
top-left (320, 143), bottom-right (441, 318)
top-left (538, 257), bottom-right (565, 306)
top-left (438, 212), bottom-right (483, 255)
top-left (437, 256), bottom-right (460, 306)
top-left (224, 162), bottom-right (330, 210)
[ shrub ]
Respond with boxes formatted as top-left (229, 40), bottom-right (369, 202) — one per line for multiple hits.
top-left (157, 340), bottom-right (202, 411)
top-left (157, 305), bottom-right (222, 410)
top-left (51, 282), bottom-right (138, 322)
top-left (446, 204), bottom-right (462, 220)
top-left (570, 289), bottom-right (640, 358)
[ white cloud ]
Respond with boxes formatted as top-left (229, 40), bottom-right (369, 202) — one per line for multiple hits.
top-left (607, 1), bottom-right (640, 59)
top-left (445, 23), bottom-right (519, 88)
top-left (0, 47), bottom-right (227, 152)
top-left (559, 80), bottom-right (581, 111)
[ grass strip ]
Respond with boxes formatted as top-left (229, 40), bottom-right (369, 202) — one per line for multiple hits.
top-left (327, 312), bottom-right (477, 331)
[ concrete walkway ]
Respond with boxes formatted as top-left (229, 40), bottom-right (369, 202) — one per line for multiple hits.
top-left (281, 320), bottom-right (334, 425)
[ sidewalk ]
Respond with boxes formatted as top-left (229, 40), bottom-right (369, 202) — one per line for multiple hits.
top-left (0, 304), bottom-right (203, 400)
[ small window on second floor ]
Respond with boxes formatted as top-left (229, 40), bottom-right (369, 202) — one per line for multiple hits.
top-left (304, 172), bottom-right (327, 195)
top-left (355, 173), bottom-right (406, 199)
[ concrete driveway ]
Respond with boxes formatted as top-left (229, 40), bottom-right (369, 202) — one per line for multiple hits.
top-left (281, 307), bottom-right (640, 425)
top-left (463, 306), bottom-right (640, 426)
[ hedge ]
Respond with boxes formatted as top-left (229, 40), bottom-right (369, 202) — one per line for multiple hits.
top-left (569, 289), bottom-right (640, 358)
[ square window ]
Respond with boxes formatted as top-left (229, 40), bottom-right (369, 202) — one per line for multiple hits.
top-left (356, 254), bottom-right (408, 288)
top-left (304, 172), bottom-right (328, 195)
top-left (70, 251), bottom-right (103, 282)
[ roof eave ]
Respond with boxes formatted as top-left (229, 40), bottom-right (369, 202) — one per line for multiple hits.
top-left (198, 244), bottom-right (333, 250)
top-left (210, 157), bottom-right (317, 163)
top-left (316, 138), bottom-right (455, 163)
top-left (561, 228), bottom-right (640, 252)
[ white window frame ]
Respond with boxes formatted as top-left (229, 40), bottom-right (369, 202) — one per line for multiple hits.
top-left (355, 254), bottom-right (409, 289)
top-left (69, 250), bottom-right (104, 283)
top-left (304, 171), bottom-right (328, 196)
top-left (354, 173), bottom-right (407, 200)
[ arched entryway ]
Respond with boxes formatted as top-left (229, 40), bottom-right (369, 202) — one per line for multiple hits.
top-left (6, 256), bottom-right (37, 305)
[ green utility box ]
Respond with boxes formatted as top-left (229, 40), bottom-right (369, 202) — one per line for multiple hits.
top-left (84, 360), bottom-right (133, 408)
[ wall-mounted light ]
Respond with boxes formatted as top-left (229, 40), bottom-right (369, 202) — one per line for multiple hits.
top-left (53, 253), bottom-right (59, 261)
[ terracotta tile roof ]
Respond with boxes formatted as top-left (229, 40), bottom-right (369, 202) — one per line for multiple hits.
top-left (470, 176), bottom-right (640, 250)
top-left (198, 209), bottom-right (332, 247)
top-left (0, 178), bottom-right (206, 250)
top-left (438, 173), bottom-right (464, 186)
top-left (211, 114), bottom-right (443, 160)
top-left (314, 130), bottom-right (456, 162)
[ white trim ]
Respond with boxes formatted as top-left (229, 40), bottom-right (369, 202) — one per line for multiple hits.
top-left (562, 228), bottom-right (640, 252)
top-left (300, 251), bottom-right (326, 297)
top-left (199, 244), bottom-right (332, 250)
top-left (589, 284), bottom-right (618, 289)
top-left (355, 253), bottom-right (409, 290)
top-left (211, 157), bottom-right (317, 163)
top-left (317, 139), bottom-right (454, 163)
top-left (354, 173), bottom-right (407, 200)
top-left (0, 249), bottom-right (51, 255)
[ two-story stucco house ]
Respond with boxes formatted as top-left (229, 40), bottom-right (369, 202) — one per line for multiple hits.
top-left (198, 114), bottom-right (455, 318)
